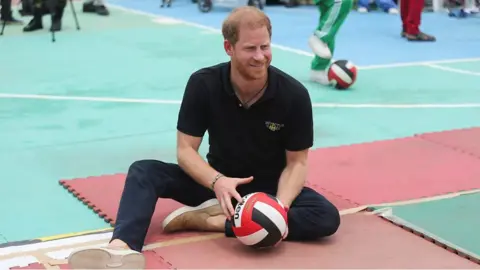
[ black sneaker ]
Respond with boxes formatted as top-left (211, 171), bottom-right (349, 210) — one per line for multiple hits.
top-left (405, 32), bottom-right (436, 42)
top-left (94, 5), bottom-right (109, 15)
top-left (23, 17), bottom-right (42, 32)
top-left (82, 1), bottom-right (96, 12)
top-left (83, 2), bottom-right (109, 15)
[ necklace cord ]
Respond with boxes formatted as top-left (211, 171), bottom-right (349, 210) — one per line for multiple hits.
top-left (234, 79), bottom-right (268, 108)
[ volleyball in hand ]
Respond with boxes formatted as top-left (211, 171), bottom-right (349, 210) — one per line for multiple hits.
top-left (231, 192), bottom-right (288, 248)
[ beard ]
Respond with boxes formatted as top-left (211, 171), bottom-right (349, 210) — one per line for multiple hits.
top-left (233, 59), bottom-right (269, 81)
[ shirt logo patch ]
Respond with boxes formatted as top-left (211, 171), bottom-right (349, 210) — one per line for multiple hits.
top-left (265, 121), bottom-right (284, 132)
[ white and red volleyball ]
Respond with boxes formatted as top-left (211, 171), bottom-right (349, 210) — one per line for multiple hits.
top-left (232, 192), bottom-right (288, 248)
top-left (328, 60), bottom-right (358, 90)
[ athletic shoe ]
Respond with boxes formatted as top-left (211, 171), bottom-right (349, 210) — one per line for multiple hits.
top-left (68, 246), bottom-right (145, 269)
top-left (162, 198), bottom-right (223, 233)
top-left (310, 70), bottom-right (330, 85)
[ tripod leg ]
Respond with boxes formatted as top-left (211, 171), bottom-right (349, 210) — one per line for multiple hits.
top-left (48, 0), bottom-right (56, 42)
top-left (0, 19), bottom-right (6, 35)
top-left (69, 0), bottom-right (80, 30)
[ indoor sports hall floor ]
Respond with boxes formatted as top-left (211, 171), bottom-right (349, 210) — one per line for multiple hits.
top-left (1, 0), bottom-right (480, 268)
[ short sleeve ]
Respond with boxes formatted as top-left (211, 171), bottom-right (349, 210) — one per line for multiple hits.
top-left (284, 89), bottom-right (314, 151)
top-left (176, 73), bottom-right (209, 137)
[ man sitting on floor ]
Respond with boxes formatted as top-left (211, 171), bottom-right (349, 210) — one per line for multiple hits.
top-left (67, 6), bottom-right (341, 269)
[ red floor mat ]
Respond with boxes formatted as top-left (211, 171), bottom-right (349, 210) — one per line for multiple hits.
top-left (306, 183), bottom-right (360, 211)
top-left (306, 136), bottom-right (480, 206)
top-left (152, 214), bottom-right (479, 269)
top-left (59, 174), bottom-right (362, 246)
top-left (59, 174), bottom-right (214, 244)
top-left (10, 263), bottom-right (45, 269)
top-left (416, 127), bottom-right (480, 158)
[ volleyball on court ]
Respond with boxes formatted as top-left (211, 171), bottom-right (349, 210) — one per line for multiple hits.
top-left (231, 192), bottom-right (288, 248)
top-left (328, 60), bottom-right (358, 90)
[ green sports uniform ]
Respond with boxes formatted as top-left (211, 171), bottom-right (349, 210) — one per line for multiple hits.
top-left (311, 0), bottom-right (353, 71)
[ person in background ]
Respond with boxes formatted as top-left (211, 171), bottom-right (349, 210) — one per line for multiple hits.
top-left (308, 0), bottom-right (352, 85)
top-left (447, 0), bottom-right (479, 17)
top-left (22, 0), bottom-right (108, 32)
top-left (22, 0), bottom-right (65, 32)
top-left (19, 0), bottom-right (109, 17)
top-left (1, 0), bottom-right (22, 24)
top-left (463, 0), bottom-right (479, 13)
top-left (357, 0), bottom-right (398, 14)
top-left (401, 0), bottom-right (435, 41)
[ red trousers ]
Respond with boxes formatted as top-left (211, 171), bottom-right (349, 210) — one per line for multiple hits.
top-left (401, 0), bottom-right (424, 35)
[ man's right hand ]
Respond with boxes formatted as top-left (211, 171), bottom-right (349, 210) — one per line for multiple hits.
top-left (213, 176), bottom-right (254, 219)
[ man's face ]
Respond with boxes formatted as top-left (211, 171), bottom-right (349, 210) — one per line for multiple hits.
top-left (225, 25), bottom-right (272, 81)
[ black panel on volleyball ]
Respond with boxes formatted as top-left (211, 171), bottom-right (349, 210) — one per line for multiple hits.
top-left (251, 207), bottom-right (283, 248)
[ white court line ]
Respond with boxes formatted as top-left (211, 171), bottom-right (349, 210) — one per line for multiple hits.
top-left (107, 4), bottom-right (480, 70)
top-left (359, 57), bottom-right (480, 70)
top-left (425, 64), bottom-right (480, 76)
top-left (0, 232), bottom-right (112, 257)
top-left (109, 4), bottom-right (313, 57)
top-left (1, 93), bottom-right (480, 108)
top-left (0, 256), bottom-right (39, 269)
top-left (0, 93), bottom-right (182, 104)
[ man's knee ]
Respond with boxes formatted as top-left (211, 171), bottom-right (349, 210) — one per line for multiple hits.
top-left (310, 202), bottom-right (341, 238)
top-left (287, 188), bottom-right (341, 240)
top-left (128, 159), bottom-right (155, 175)
top-left (296, 205), bottom-right (339, 239)
top-left (126, 159), bottom-right (167, 186)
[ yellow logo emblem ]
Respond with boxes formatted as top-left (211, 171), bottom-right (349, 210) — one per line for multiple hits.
top-left (265, 121), bottom-right (284, 131)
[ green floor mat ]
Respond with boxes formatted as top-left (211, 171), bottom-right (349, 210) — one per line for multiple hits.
top-left (371, 192), bottom-right (480, 263)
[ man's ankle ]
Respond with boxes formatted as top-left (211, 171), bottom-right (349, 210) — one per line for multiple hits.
top-left (108, 239), bottom-right (130, 249)
top-left (206, 214), bottom-right (227, 232)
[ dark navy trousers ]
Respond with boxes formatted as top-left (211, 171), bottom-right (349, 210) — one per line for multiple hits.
top-left (111, 159), bottom-right (341, 252)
